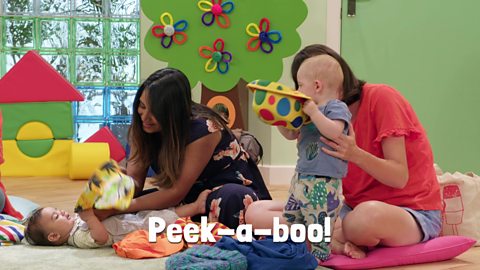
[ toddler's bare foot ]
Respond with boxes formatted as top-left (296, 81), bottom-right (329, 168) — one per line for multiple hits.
top-left (195, 189), bottom-right (212, 214)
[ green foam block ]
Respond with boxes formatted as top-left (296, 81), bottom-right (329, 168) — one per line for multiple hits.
top-left (0, 102), bottom-right (74, 140)
top-left (16, 139), bottom-right (54, 158)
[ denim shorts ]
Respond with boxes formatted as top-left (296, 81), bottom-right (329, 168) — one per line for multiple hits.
top-left (339, 203), bottom-right (442, 242)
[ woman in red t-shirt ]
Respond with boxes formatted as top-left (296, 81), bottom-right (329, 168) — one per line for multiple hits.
top-left (245, 44), bottom-right (442, 259)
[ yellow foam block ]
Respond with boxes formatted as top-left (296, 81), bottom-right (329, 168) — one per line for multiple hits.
top-left (17, 121), bottom-right (54, 140)
top-left (0, 140), bottom-right (72, 176)
top-left (69, 142), bottom-right (110, 180)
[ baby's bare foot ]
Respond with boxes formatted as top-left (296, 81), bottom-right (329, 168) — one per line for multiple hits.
top-left (195, 189), bottom-right (212, 214)
top-left (243, 195), bottom-right (254, 211)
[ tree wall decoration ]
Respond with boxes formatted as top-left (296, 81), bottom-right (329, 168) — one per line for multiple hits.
top-left (142, 0), bottom-right (308, 129)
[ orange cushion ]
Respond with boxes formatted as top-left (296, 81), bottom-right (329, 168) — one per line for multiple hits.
top-left (113, 230), bottom-right (184, 259)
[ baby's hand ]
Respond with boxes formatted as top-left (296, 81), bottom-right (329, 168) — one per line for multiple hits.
top-left (195, 189), bottom-right (212, 214)
top-left (302, 100), bottom-right (318, 116)
top-left (93, 208), bottom-right (117, 221)
top-left (78, 208), bottom-right (95, 221)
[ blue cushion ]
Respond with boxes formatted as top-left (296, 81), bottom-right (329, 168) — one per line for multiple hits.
top-left (8, 196), bottom-right (39, 219)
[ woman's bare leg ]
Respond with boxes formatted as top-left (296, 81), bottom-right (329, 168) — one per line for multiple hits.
top-left (333, 200), bottom-right (423, 258)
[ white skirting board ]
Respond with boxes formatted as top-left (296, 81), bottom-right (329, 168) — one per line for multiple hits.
top-left (258, 164), bottom-right (295, 186)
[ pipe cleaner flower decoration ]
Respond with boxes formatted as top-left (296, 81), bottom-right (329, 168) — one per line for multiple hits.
top-left (199, 38), bottom-right (232, 74)
top-left (246, 18), bottom-right (282, 54)
top-left (151, 12), bottom-right (188, 48)
top-left (197, 0), bottom-right (234, 28)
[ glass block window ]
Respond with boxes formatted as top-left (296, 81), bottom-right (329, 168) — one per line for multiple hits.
top-left (0, 0), bottom-right (140, 148)
top-left (74, 86), bottom-right (136, 145)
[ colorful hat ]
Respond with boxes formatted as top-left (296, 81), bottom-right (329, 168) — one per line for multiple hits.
top-left (247, 79), bottom-right (311, 130)
top-left (74, 160), bottom-right (134, 212)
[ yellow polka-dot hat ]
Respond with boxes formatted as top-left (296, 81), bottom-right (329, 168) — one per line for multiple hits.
top-left (247, 79), bottom-right (311, 130)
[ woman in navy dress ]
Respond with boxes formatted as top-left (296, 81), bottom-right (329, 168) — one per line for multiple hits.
top-left (98, 68), bottom-right (271, 229)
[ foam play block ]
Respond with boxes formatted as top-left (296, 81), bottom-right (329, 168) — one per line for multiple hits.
top-left (69, 142), bottom-right (110, 180)
top-left (85, 127), bottom-right (126, 162)
top-left (17, 139), bottom-right (54, 158)
top-left (0, 102), bottom-right (74, 140)
top-left (0, 140), bottom-right (72, 176)
top-left (16, 121), bottom-right (53, 140)
top-left (0, 50), bottom-right (84, 104)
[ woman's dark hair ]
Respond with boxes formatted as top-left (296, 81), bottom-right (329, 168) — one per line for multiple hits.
top-left (129, 68), bottom-right (228, 188)
top-left (291, 44), bottom-right (365, 105)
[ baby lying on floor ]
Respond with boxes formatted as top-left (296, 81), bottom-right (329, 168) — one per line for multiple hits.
top-left (24, 190), bottom-right (210, 248)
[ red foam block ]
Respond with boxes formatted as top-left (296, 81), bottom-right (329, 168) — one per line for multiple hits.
top-left (0, 50), bottom-right (84, 103)
top-left (85, 126), bottom-right (126, 162)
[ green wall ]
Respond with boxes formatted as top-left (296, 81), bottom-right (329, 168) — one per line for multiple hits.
top-left (141, 0), bottom-right (480, 173)
top-left (341, 0), bottom-right (480, 173)
top-left (140, 0), bottom-right (329, 166)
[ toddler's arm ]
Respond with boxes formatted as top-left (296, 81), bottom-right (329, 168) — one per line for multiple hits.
top-left (303, 100), bottom-right (345, 140)
top-left (78, 209), bottom-right (109, 244)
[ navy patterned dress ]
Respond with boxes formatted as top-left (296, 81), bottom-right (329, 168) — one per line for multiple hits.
top-left (153, 118), bottom-right (271, 229)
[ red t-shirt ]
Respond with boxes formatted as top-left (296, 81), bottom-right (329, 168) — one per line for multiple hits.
top-left (343, 84), bottom-right (442, 211)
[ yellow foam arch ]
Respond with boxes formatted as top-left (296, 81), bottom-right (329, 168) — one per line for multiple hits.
top-left (17, 121), bottom-right (54, 140)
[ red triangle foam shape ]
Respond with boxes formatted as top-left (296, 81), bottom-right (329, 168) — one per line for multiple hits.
top-left (85, 126), bottom-right (126, 162)
top-left (0, 50), bottom-right (84, 103)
